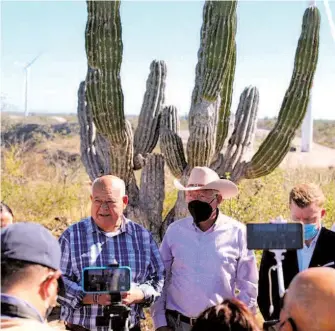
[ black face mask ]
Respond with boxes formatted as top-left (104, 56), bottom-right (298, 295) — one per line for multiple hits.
top-left (188, 198), bottom-right (216, 223)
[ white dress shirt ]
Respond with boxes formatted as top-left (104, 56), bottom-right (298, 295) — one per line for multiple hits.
top-left (297, 229), bottom-right (321, 271)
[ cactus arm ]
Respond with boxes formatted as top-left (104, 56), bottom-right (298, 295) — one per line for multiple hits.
top-left (108, 120), bottom-right (134, 182)
top-left (245, 6), bottom-right (320, 179)
top-left (222, 86), bottom-right (259, 174)
top-left (85, 0), bottom-right (125, 143)
top-left (160, 106), bottom-right (187, 178)
top-left (190, 1), bottom-right (213, 115)
top-left (187, 1), bottom-right (237, 168)
top-left (214, 44), bottom-right (236, 156)
top-left (133, 60), bottom-right (167, 158)
top-left (94, 133), bottom-right (112, 176)
top-left (77, 80), bottom-right (105, 180)
top-left (139, 154), bottom-right (165, 244)
top-left (201, 1), bottom-right (237, 102)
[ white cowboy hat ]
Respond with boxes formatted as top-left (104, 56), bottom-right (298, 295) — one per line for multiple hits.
top-left (174, 166), bottom-right (238, 199)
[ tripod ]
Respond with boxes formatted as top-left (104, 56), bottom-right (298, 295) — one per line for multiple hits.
top-left (96, 293), bottom-right (131, 331)
top-left (262, 249), bottom-right (287, 331)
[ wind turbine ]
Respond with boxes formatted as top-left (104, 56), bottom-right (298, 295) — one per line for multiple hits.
top-left (301, 0), bottom-right (335, 152)
top-left (21, 52), bottom-right (42, 117)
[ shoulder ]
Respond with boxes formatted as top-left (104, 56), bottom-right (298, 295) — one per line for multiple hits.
top-left (217, 213), bottom-right (246, 233)
top-left (319, 227), bottom-right (335, 243)
top-left (59, 217), bottom-right (91, 240)
top-left (125, 218), bottom-right (153, 240)
top-left (165, 216), bottom-right (193, 234)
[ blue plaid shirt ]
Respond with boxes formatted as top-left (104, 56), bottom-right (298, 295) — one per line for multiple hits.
top-left (58, 216), bottom-right (165, 330)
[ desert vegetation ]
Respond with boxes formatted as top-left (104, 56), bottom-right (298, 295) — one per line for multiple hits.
top-left (1, 118), bottom-right (334, 240)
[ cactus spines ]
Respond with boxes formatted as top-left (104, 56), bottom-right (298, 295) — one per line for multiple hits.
top-left (139, 154), bottom-right (165, 244)
top-left (201, 1), bottom-right (237, 101)
top-left (187, 1), bottom-right (237, 168)
top-left (77, 80), bottom-right (105, 179)
top-left (85, 0), bottom-right (125, 144)
top-left (160, 106), bottom-right (187, 178)
top-left (133, 60), bottom-right (167, 159)
top-left (220, 86), bottom-right (259, 177)
top-left (214, 44), bottom-right (236, 157)
top-left (245, 6), bottom-right (320, 179)
top-left (107, 120), bottom-right (134, 182)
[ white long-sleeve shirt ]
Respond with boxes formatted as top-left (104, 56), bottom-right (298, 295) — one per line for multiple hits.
top-left (151, 213), bottom-right (258, 330)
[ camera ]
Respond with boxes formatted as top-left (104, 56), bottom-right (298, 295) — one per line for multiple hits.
top-left (82, 264), bottom-right (132, 331)
top-left (246, 222), bottom-right (304, 250)
top-left (246, 222), bottom-right (304, 331)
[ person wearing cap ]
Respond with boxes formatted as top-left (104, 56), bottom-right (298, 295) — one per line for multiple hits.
top-left (1, 222), bottom-right (64, 331)
top-left (57, 175), bottom-right (164, 331)
top-left (151, 166), bottom-right (258, 331)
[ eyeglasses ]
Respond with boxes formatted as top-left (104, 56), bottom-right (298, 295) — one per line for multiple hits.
top-left (186, 191), bottom-right (218, 200)
top-left (93, 200), bottom-right (117, 206)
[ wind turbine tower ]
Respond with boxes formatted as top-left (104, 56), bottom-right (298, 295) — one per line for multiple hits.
top-left (23, 53), bottom-right (42, 117)
top-left (301, 0), bottom-right (335, 152)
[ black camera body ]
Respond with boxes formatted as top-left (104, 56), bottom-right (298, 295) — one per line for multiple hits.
top-left (83, 262), bottom-right (132, 331)
top-left (95, 293), bottom-right (131, 331)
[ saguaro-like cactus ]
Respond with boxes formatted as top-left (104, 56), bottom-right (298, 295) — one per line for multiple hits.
top-left (78, 1), bottom-right (167, 243)
top-left (79, 0), bottom-right (320, 240)
top-left (159, 1), bottom-right (320, 225)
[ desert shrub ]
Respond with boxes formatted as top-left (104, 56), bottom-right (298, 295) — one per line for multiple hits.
top-left (1, 144), bottom-right (90, 232)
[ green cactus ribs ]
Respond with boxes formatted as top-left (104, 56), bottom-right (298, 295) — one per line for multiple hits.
top-left (85, 0), bottom-right (125, 144)
top-left (245, 5), bottom-right (320, 179)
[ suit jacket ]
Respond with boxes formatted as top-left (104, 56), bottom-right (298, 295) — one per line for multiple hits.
top-left (257, 227), bottom-right (335, 321)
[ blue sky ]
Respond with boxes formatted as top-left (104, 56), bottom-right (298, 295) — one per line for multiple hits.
top-left (1, 1), bottom-right (335, 119)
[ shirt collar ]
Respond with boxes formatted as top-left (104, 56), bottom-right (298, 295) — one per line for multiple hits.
top-left (192, 210), bottom-right (224, 233)
top-left (87, 216), bottom-right (133, 237)
top-left (0, 294), bottom-right (44, 323)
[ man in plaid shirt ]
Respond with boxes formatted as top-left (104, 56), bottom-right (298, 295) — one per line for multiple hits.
top-left (58, 175), bottom-right (165, 331)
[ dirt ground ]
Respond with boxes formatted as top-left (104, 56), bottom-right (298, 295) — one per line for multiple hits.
top-left (179, 129), bottom-right (335, 169)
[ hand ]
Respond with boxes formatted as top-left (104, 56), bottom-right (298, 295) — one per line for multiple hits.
top-left (156, 327), bottom-right (173, 331)
top-left (121, 287), bottom-right (145, 305)
top-left (83, 293), bottom-right (112, 305)
top-left (270, 215), bottom-right (288, 224)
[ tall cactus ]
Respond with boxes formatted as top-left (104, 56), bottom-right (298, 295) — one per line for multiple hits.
top-left (159, 1), bottom-right (320, 224)
top-left (78, 0), bottom-right (167, 243)
top-left (79, 0), bottom-right (320, 241)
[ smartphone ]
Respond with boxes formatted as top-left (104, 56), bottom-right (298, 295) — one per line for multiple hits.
top-left (246, 222), bottom-right (304, 250)
top-left (82, 266), bottom-right (131, 293)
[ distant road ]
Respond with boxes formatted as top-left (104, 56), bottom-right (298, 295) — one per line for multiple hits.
top-left (179, 129), bottom-right (335, 169)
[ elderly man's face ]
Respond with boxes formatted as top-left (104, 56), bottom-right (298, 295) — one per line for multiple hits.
top-left (91, 183), bottom-right (127, 231)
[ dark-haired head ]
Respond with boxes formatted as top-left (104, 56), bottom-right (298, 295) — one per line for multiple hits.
top-left (191, 299), bottom-right (261, 331)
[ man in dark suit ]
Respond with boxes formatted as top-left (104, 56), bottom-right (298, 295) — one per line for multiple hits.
top-left (258, 183), bottom-right (335, 321)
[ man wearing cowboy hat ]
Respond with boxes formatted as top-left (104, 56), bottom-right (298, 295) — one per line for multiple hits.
top-left (151, 167), bottom-right (258, 331)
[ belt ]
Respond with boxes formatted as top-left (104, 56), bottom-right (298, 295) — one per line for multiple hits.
top-left (166, 309), bottom-right (197, 326)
